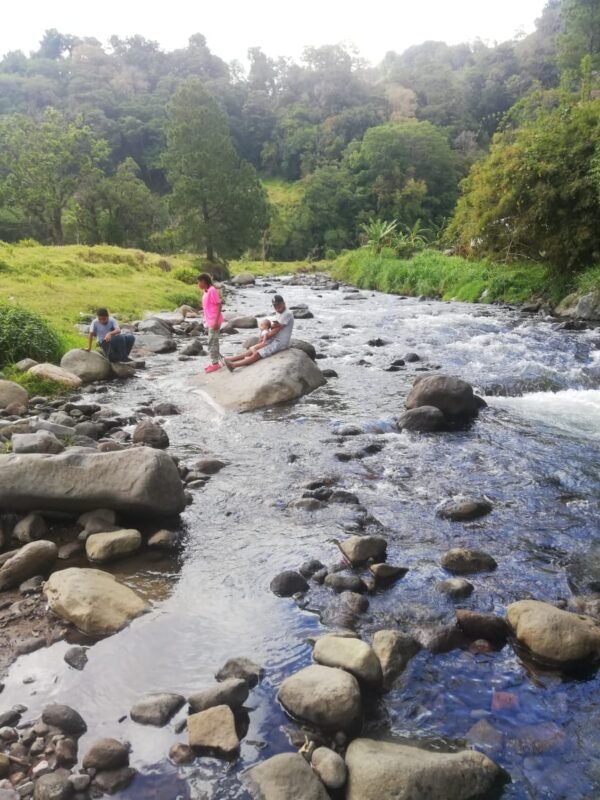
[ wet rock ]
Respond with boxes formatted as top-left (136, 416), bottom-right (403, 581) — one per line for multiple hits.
top-left (138, 317), bottom-right (172, 336)
top-left (133, 333), bottom-right (176, 354)
top-left (436, 496), bottom-right (493, 521)
top-left (67, 774), bottom-right (91, 792)
top-left (403, 352), bottom-right (421, 362)
top-left (466, 719), bottom-right (504, 751)
top-left (313, 636), bottom-right (382, 687)
top-left (73, 421), bottom-right (102, 440)
top-left (195, 349), bottom-right (325, 413)
top-left (78, 508), bottom-right (116, 533)
top-left (92, 766), bottom-right (137, 795)
top-left (153, 402), bottom-right (180, 416)
top-left (329, 489), bottom-right (359, 504)
top-left (187, 705), bottom-right (239, 757)
top-left (82, 738), bottom-right (130, 771)
top-left (0, 710), bottom-right (21, 728)
top-left (0, 541), bottom-right (57, 591)
top-left (245, 752), bottom-right (329, 800)
top-left (188, 678), bottom-right (249, 713)
top-left (0, 381), bottom-right (28, 410)
top-left (278, 665), bottom-right (361, 730)
top-left (60, 350), bottom-right (112, 383)
top-left (13, 514), bottom-right (48, 544)
top-left (191, 458), bottom-right (227, 475)
top-left (456, 610), bottom-right (509, 645)
top-left (64, 647), bottom-right (88, 671)
top-left (311, 746), bottom-right (347, 790)
top-left (369, 563), bottom-right (408, 585)
top-left (55, 737), bottom-right (78, 767)
top-left (289, 339), bottom-right (317, 360)
top-left (169, 742), bottom-right (194, 764)
top-left (44, 567), bottom-right (149, 636)
top-left (311, 567), bottom-right (328, 584)
top-left (180, 340), bottom-right (205, 357)
top-left (215, 657), bottom-right (263, 688)
top-left (85, 529), bottom-right (142, 563)
top-left (417, 624), bottom-right (465, 654)
top-left (0, 754), bottom-right (11, 778)
top-left (130, 692), bottom-right (185, 726)
top-left (232, 272), bottom-right (255, 285)
top-left (339, 535), bottom-right (386, 565)
top-left (321, 369), bottom-right (338, 378)
top-left (345, 738), bottom-right (505, 800)
top-left (270, 571), bottom-right (309, 597)
top-left (339, 590), bottom-right (369, 614)
top-left (405, 375), bottom-right (485, 421)
top-left (441, 548), bottom-right (497, 575)
top-left (299, 559), bottom-right (325, 579)
top-left (132, 420), bottom-right (169, 450)
top-left (42, 704), bottom-right (86, 736)
top-left (289, 498), bottom-right (326, 512)
top-left (58, 542), bottom-right (83, 560)
top-left (507, 600), bottom-right (600, 667)
top-left (33, 770), bottom-right (73, 800)
top-left (436, 577), bottom-right (474, 599)
top-left (15, 636), bottom-right (46, 656)
top-left (14, 358), bottom-right (38, 372)
top-left (567, 543), bottom-right (600, 595)
top-left (147, 529), bottom-right (179, 550)
top-left (397, 406), bottom-right (445, 432)
top-left (11, 432), bottom-right (64, 456)
top-left (372, 630), bottom-right (422, 688)
top-left (0, 448), bottom-right (186, 515)
top-left (336, 424), bottom-right (364, 437)
top-left (324, 574), bottom-right (366, 594)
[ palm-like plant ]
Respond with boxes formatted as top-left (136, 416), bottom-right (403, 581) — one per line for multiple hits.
top-left (359, 218), bottom-right (398, 254)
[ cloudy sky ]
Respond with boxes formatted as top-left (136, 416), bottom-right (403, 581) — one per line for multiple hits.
top-left (2, 0), bottom-right (548, 64)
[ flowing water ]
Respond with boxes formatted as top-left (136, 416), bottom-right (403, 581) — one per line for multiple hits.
top-left (2, 278), bottom-right (600, 799)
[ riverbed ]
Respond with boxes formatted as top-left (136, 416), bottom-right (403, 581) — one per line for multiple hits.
top-left (2, 277), bottom-right (600, 799)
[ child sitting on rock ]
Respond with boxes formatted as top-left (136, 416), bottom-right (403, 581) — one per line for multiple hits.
top-left (85, 308), bottom-right (135, 363)
top-left (256, 318), bottom-right (272, 345)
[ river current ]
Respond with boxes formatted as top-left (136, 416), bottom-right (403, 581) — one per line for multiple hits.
top-left (2, 277), bottom-right (600, 799)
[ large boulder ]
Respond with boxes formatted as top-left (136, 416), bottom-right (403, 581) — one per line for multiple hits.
top-left (133, 333), bottom-right (176, 354)
top-left (232, 272), bottom-right (255, 285)
top-left (44, 567), bottom-right (149, 635)
top-left (574, 291), bottom-right (600, 320)
top-left (195, 349), bottom-right (325, 412)
top-left (397, 406), bottom-right (445, 432)
top-left (138, 318), bottom-right (173, 336)
top-left (0, 447), bottom-right (186, 515)
top-left (345, 739), bottom-right (504, 800)
top-left (507, 600), bottom-right (600, 667)
top-left (226, 315), bottom-right (258, 328)
top-left (372, 631), bottom-right (421, 688)
top-left (405, 375), bottom-right (485, 421)
top-left (313, 636), bottom-right (382, 687)
top-left (277, 665), bottom-right (361, 730)
top-left (12, 430), bottom-right (64, 454)
top-left (245, 753), bottom-right (330, 800)
top-left (0, 380), bottom-right (28, 410)
top-left (0, 540), bottom-right (58, 591)
top-left (187, 705), bottom-right (239, 757)
top-left (28, 364), bottom-right (82, 389)
top-left (60, 350), bottom-right (112, 383)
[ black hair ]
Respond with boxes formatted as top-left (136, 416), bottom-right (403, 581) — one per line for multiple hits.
top-left (96, 307), bottom-right (109, 316)
top-left (197, 273), bottom-right (212, 286)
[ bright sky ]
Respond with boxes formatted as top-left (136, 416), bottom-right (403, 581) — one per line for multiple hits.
top-left (2, 0), bottom-right (548, 65)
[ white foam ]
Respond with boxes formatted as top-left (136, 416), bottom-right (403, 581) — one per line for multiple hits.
top-left (489, 389), bottom-right (600, 441)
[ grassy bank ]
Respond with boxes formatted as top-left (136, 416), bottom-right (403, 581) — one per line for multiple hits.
top-left (331, 248), bottom-right (576, 305)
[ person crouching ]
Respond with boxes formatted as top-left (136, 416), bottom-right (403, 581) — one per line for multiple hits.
top-left (85, 307), bottom-right (135, 362)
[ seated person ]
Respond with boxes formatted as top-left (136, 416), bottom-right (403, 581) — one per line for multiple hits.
top-left (224, 295), bottom-right (294, 371)
top-left (84, 307), bottom-right (135, 363)
top-left (251, 318), bottom-right (272, 350)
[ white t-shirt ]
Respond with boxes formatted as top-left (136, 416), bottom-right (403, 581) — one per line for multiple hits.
top-left (271, 309), bottom-right (294, 348)
top-left (90, 316), bottom-right (118, 343)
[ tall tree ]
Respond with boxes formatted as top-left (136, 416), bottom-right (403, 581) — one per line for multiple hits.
top-left (559, 0), bottom-right (600, 82)
top-left (162, 79), bottom-right (268, 261)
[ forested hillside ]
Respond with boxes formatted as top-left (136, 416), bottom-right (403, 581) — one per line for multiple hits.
top-left (1, 0), bottom-right (599, 274)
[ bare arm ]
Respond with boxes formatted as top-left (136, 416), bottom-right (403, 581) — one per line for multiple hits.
top-left (84, 331), bottom-right (94, 351)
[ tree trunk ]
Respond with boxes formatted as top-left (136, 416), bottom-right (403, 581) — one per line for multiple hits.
top-left (206, 241), bottom-right (214, 262)
top-left (51, 208), bottom-right (64, 245)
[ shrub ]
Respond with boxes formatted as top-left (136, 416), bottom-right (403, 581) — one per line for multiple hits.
top-left (0, 304), bottom-right (63, 367)
top-left (172, 267), bottom-right (198, 284)
top-left (3, 366), bottom-right (66, 398)
top-left (165, 290), bottom-right (200, 308)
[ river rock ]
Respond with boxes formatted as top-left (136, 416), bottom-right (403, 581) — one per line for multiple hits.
top-left (345, 738), bottom-right (504, 800)
top-left (15, 358), bottom-right (38, 372)
top-left (311, 747), bottom-right (347, 789)
top-left (417, 624), bottom-right (465, 654)
top-left (133, 333), bottom-right (176, 354)
top-left (324, 574), bottom-right (366, 593)
top-left (0, 381), bottom-right (28, 410)
top-left (138, 317), bottom-right (172, 336)
top-left (441, 548), bottom-right (497, 574)
top-left (436, 496), bottom-right (493, 521)
top-left (130, 692), bottom-right (185, 726)
top-left (290, 339), bottom-right (317, 360)
top-left (299, 559), bottom-right (325, 579)
top-left (507, 600), bottom-right (600, 666)
top-left (313, 636), bottom-right (382, 687)
top-left (270, 570), bottom-right (309, 597)
top-left (147, 529), bottom-right (179, 550)
top-left (372, 630), bottom-right (422, 688)
top-left (278, 665), bottom-right (361, 730)
top-left (132, 420), bottom-right (169, 449)
top-left (187, 705), bottom-right (239, 757)
top-left (82, 738), bottom-right (130, 770)
top-left (397, 406), bottom-right (446, 432)
top-left (92, 766), bottom-right (136, 795)
top-left (60, 350), bottom-right (112, 383)
top-left (42, 704), bottom-right (86, 735)
top-left (228, 315), bottom-right (258, 328)
top-left (28, 364), bottom-right (82, 389)
top-left (369, 563), bottom-right (408, 585)
top-left (110, 361), bottom-right (136, 379)
top-left (0, 447), bottom-right (186, 515)
top-left (188, 678), bottom-right (249, 713)
top-left (13, 513), bottom-right (47, 543)
top-left (64, 646), bottom-right (88, 670)
top-left (456, 610), bottom-right (509, 644)
top-left (574, 291), bottom-right (600, 320)
top-left (78, 508), bottom-right (116, 532)
top-left (44, 567), bottom-right (149, 635)
top-left (0, 540), bottom-right (57, 591)
top-left (153, 402), bottom-right (180, 416)
top-left (567, 543), bottom-right (600, 595)
top-left (169, 743), bottom-right (194, 764)
top-left (339, 535), bottom-right (386, 565)
top-left (232, 272), bottom-right (255, 285)
top-left (436, 577), bottom-right (474, 599)
top-left (147, 311), bottom-right (184, 326)
top-left (245, 753), bottom-right (330, 800)
top-left (405, 375), bottom-right (485, 420)
top-left (181, 340), bottom-right (205, 356)
top-left (33, 770), bottom-right (73, 800)
top-left (192, 457), bottom-right (228, 474)
top-left (215, 657), bottom-right (263, 687)
top-left (86, 529), bottom-right (142, 562)
top-left (196, 349), bottom-right (325, 412)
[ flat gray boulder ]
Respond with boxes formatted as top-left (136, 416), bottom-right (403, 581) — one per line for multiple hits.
top-left (345, 738), bottom-right (504, 800)
top-left (133, 333), bottom-right (176, 354)
top-left (29, 363), bottom-right (82, 388)
top-left (138, 318), bottom-right (173, 336)
top-left (232, 272), bottom-right (255, 285)
top-left (130, 692), bottom-right (185, 726)
top-left (0, 380), bottom-right (28, 410)
top-left (0, 540), bottom-right (58, 591)
top-left (12, 430), bottom-right (64, 455)
top-left (245, 753), bottom-right (330, 800)
top-left (313, 636), bottom-right (382, 687)
top-left (277, 664), bottom-right (361, 730)
top-left (195, 349), bottom-right (325, 412)
top-left (0, 447), bottom-right (186, 516)
top-left (60, 350), bottom-right (112, 383)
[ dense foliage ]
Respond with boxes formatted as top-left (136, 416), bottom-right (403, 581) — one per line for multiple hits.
top-left (0, 303), bottom-right (63, 367)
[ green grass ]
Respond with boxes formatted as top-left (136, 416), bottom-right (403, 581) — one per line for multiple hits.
top-left (331, 248), bottom-right (566, 304)
top-left (3, 365), bottom-right (67, 398)
top-left (262, 177), bottom-right (305, 206)
top-left (231, 259), bottom-right (328, 277)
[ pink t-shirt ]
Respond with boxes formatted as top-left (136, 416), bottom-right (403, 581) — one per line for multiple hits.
top-left (202, 285), bottom-right (224, 328)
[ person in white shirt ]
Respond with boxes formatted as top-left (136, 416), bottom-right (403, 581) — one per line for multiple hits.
top-left (224, 295), bottom-right (294, 370)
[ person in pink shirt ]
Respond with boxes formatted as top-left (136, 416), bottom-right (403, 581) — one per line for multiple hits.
top-left (198, 273), bottom-right (224, 373)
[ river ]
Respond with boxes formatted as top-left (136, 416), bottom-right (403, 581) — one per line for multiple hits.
top-left (2, 276), bottom-right (600, 799)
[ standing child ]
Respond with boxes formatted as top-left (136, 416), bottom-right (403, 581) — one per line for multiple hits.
top-left (198, 273), bottom-right (224, 373)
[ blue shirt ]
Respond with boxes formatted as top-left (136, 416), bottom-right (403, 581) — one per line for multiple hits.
top-left (90, 316), bottom-right (118, 343)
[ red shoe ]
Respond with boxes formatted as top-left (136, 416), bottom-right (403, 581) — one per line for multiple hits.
top-left (205, 363), bottom-right (221, 373)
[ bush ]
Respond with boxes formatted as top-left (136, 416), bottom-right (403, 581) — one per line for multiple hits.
top-left (0, 304), bottom-right (64, 368)
top-left (172, 267), bottom-right (198, 284)
top-left (165, 290), bottom-right (200, 308)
